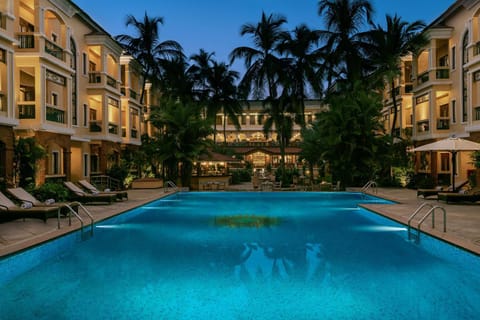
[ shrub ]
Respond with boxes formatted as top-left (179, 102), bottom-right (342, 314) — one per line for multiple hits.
top-left (230, 169), bottom-right (252, 184)
top-left (32, 182), bottom-right (69, 202)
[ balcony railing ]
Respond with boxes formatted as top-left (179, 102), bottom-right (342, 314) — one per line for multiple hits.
top-left (88, 72), bottom-right (101, 84)
top-left (131, 129), bottom-right (138, 139)
top-left (44, 39), bottom-right (64, 61)
top-left (108, 123), bottom-right (118, 134)
top-left (474, 42), bottom-right (480, 56)
top-left (436, 119), bottom-right (450, 130)
top-left (416, 120), bottom-right (429, 133)
top-left (106, 75), bottom-right (117, 89)
top-left (0, 12), bottom-right (6, 30)
top-left (405, 84), bottom-right (413, 93)
top-left (129, 89), bottom-right (137, 100)
top-left (417, 71), bottom-right (429, 85)
top-left (17, 33), bottom-right (35, 49)
top-left (475, 107), bottom-right (480, 121)
top-left (436, 68), bottom-right (449, 79)
top-left (18, 103), bottom-right (36, 119)
top-left (46, 106), bottom-right (65, 123)
top-left (89, 120), bottom-right (102, 132)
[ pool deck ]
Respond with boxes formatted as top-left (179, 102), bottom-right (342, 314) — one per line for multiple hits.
top-left (1, 185), bottom-right (479, 258)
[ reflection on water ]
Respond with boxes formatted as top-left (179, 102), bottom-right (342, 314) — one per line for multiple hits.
top-left (234, 242), bottom-right (328, 282)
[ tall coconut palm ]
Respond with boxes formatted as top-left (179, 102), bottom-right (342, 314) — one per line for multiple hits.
top-left (115, 12), bottom-right (183, 103)
top-left (229, 12), bottom-right (288, 99)
top-left (317, 0), bottom-right (374, 83)
top-left (277, 24), bottom-right (322, 128)
top-left (368, 14), bottom-right (427, 137)
top-left (206, 61), bottom-right (242, 144)
top-left (189, 49), bottom-right (216, 109)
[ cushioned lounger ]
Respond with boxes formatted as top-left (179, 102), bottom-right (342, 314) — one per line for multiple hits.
top-left (0, 191), bottom-right (60, 223)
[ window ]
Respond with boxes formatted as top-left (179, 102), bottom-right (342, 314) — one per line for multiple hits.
top-left (249, 114), bottom-right (255, 125)
top-left (83, 104), bottom-right (88, 126)
top-left (439, 104), bottom-right (449, 117)
top-left (0, 48), bottom-right (5, 63)
top-left (90, 154), bottom-right (99, 173)
top-left (51, 33), bottom-right (57, 43)
top-left (451, 46), bottom-right (456, 69)
top-left (51, 92), bottom-right (58, 106)
top-left (52, 151), bottom-right (60, 175)
top-left (440, 153), bottom-right (450, 172)
top-left (241, 114), bottom-right (247, 125)
top-left (83, 153), bottom-right (89, 177)
top-left (89, 61), bottom-right (96, 72)
top-left (452, 100), bottom-right (456, 123)
top-left (439, 55), bottom-right (449, 67)
top-left (82, 53), bottom-right (87, 75)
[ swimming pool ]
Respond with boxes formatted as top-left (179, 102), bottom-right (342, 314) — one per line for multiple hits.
top-left (1, 192), bottom-right (479, 319)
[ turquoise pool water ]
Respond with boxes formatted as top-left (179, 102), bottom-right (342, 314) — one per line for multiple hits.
top-left (1, 192), bottom-right (479, 319)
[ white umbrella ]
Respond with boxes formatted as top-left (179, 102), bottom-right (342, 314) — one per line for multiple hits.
top-left (413, 136), bottom-right (480, 189)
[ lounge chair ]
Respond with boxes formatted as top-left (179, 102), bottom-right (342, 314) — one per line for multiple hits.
top-left (77, 180), bottom-right (128, 200)
top-left (417, 179), bottom-right (468, 198)
top-left (7, 187), bottom-right (80, 216)
top-left (438, 187), bottom-right (480, 203)
top-left (64, 181), bottom-right (116, 204)
top-left (0, 191), bottom-right (60, 223)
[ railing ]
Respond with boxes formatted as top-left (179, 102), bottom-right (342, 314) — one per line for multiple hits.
top-left (90, 175), bottom-right (123, 191)
top-left (475, 107), bottom-right (480, 121)
top-left (89, 120), bottom-right (102, 132)
top-left (46, 106), bottom-right (65, 123)
top-left (474, 42), bottom-right (480, 56)
top-left (18, 103), bottom-right (36, 119)
top-left (164, 180), bottom-right (179, 193)
top-left (417, 71), bottom-right (429, 84)
top-left (435, 68), bottom-right (449, 79)
top-left (436, 119), bottom-right (450, 130)
top-left (106, 75), bottom-right (117, 88)
top-left (108, 123), bottom-right (118, 134)
top-left (62, 202), bottom-right (94, 238)
top-left (131, 129), bottom-right (138, 139)
top-left (416, 120), bottom-right (429, 133)
top-left (88, 72), bottom-right (101, 84)
top-left (130, 89), bottom-right (137, 100)
top-left (17, 33), bottom-right (35, 49)
top-left (408, 203), bottom-right (446, 243)
top-left (44, 39), bottom-right (64, 61)
top-left (360, 180), bottom-right (377, 194)
top-left (404, 84), bottom-right (413, 94)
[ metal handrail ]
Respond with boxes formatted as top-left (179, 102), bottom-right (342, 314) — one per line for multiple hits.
top-left (407, 202), bottom-right (434, 241)
top-left (361, 180), bottom-right (377, 194)
top-left (61, 202), bottom-right (94, 236)
top-left (408, 203), bottom-right (446, 243)
top-left (164, 180), bottom-right (178, 193)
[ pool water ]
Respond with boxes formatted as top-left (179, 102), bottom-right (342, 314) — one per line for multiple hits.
top-left (1, 192), bottom-right (479, 319)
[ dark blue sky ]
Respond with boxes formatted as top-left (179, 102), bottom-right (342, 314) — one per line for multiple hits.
top-left (74, 0), bottom-right (454, 69)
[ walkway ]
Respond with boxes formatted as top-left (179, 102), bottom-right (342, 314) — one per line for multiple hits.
top-left (1, 186), bottom-right (479, 258)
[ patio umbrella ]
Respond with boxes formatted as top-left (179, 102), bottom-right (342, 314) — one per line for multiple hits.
top-left (413, 136), bottom-right (480, 189)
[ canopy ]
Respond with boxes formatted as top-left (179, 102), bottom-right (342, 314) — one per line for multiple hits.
top-left (413, 136), bottom-right (480, 189)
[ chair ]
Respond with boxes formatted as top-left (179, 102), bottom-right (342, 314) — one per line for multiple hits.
top-left (77, 180), bottom-right (128, 200)
top-left (437, 187), bottom-right (480, 203)
top-left (417, 179), bottom-right (468, 198)
top-left (64, 181), bottom-right (116, 204)
top-left (7, 187), bottom-right (79, 216)
top-left (0, 191), bottom-right (60, 223)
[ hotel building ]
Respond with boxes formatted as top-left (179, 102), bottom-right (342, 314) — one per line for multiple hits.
top-left (382, 0), bottom-right (480, 185)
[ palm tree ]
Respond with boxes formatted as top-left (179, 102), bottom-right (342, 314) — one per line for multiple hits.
top-left (317, 0), bottom-right (374, 83)
top-left (229, 12), bottom-right (288, 99)
top-left (299, 124), bottom-right (323, 185)
top-left (157, 56), bottom-right (195, 103)
top-left (189, 49), bottom-right (215, 105)
top-left (115, 12), bottom-right (183, 103)
top-left (206, 61), bottom-right (242, 144)
top-left (368, 14), bottom-right (427, 137)
top-left (277, 24), bottom-right (322, 127)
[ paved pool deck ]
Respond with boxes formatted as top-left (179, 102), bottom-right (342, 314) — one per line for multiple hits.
top-left (1, 185), bottom-right (479, 258)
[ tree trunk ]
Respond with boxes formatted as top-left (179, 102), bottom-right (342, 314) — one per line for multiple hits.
top-left (390, 79), bottom-right (399, 137)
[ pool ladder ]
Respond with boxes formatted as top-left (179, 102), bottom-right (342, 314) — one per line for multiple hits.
top-left (61, 202), bottom-right (94, 239)
top-left (361, 180), bottom-right (377, 195)
top-left (407, 203), bottom-right (447, 243)
top-left (164, 180), bottom-right (189, 193)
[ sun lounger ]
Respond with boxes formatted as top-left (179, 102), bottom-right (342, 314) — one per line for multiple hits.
top-left (77, 180), bottom-right (128, 200)
top-left (7, 187), bottom-right (80, 216)
top-left (437, 188), bottom-right (480, 203)
top-left (417, 179), bottom-right (468, 198)
top-left (0, 191), bottom-right (60, 223)
top-left (64, 181), bottom-right (116, 204)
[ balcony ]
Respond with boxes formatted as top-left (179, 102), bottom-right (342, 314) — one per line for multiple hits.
top-left (435, 68), bottom-right (449, 79)
top-left (436, 119), bottom-right (450, 130)
top-left (88, 72), bottom-right (102, 84)
top-left (89, 120), bottom-right (102, 132)
top-left (17, 33), bottom-right (35, 49)
top-left (46, 105), bottom-right (65, 123)
top-left (0, 12), bottom-right (6, 30)
top-left (131, 129), bottom-right (138, 139)
top-left (475, 107), bottom-right (480, 121)
top-left (474, 42), bottom-right (480, 56)
top-left (129, 89), bottom-right (138, 100)
top-left (106, 75), bottom-right (117, 89)
top-left (416, 120), bottom-right (429, 133)
top-left (108, 123), bottom-right (118, 134)
top-left (44, 39), bottom-right (64, 61)
top-left (417, 71), bottom-right (429, 85)
top-left (405, 84), bottom-right (413, 94)
top-left (18, 103), bottom-right (36, 119)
